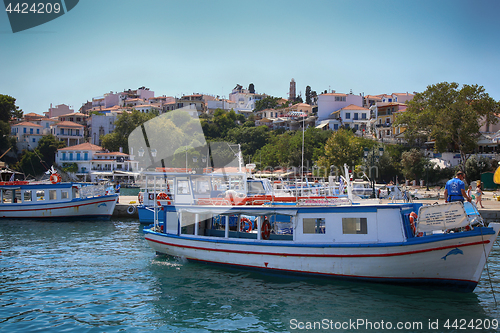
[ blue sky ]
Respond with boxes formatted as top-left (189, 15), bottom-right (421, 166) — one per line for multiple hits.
top-left (1, 0), bottom-right (499, 115)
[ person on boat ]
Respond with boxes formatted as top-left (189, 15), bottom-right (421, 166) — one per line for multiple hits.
top-left (444, 171), bottom-right (471, 203)
top-left (475, 180), bottom-right (484, 208)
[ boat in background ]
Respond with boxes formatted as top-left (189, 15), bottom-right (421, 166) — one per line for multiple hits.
top-left (0, 179), bottom-right (118, 219)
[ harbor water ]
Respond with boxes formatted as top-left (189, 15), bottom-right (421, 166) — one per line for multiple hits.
top-left (1, 218), bottom-right (500, 332)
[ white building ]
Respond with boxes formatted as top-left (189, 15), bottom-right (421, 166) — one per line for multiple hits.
top-left (228, 84), bottom-right (265, 116)
top-left (319, 104), bottom-right (371, 135)
top-left (11, 121), bottom-right (44, 151)
top-left (23, 113), bottom-right (56, 135)
top-left (134, 104), bottom-right (161, 114)
top-left (119, 87), bottom-right (154, 106)
top-left (392, 92), bottom-right (414, 104)
top-left (89, 111), bottom-right (123, 146)
top-left (55, 142), bottom-right (139, 182)
top-left (207, 99), bottom-right (238, 114)
top-left (51, 121), bottom-right (85, 147)
top-left (317, 92), bottom-right (364, 121)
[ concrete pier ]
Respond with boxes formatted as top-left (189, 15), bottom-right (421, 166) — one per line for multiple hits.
top-left (113, 195), bottom-right (140, 218)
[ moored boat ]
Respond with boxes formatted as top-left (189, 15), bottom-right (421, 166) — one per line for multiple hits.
top-left (142, 169), bottom-right (500, 292)
top-left (0, 180), bottom-right (118, 219)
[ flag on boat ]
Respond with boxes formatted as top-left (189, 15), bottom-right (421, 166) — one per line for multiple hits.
top-left (9, 173), bottom-right (14, 181)
top-left (339, 177), bottom-right (346, 194)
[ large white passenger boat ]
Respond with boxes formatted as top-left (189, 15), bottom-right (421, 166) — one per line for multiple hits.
top-left (0, 180), bottom-right (118, 219)
top-left (142, 169), bottom-right (499, 292)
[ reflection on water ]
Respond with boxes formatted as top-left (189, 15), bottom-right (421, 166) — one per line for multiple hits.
top-left (1, 219), bottom-right (499, 332)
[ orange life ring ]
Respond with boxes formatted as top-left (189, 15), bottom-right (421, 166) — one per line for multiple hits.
top-left (409, 212), bottom-right (418, 235)
top-left (138, 192), bottom-right (144, 204)
top-left (261, 217), bottom-right (271, 240)
top-left (157, 192), bottom-right (171, 206)
top-left (239, 217), bottom-right (252, 232)
top-left (49, 173), bottom-right (62, 184)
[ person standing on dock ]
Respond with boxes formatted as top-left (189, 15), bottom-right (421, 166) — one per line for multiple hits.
top-left (115, 181), bottom-right (121, 203)
top-left (475, 180), bottom-right (484, 208)
top-left (444, 171), bottom-right (471, 203)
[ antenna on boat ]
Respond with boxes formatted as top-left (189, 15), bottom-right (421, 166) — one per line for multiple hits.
top-left (343, 164), bottom-right (353, 202)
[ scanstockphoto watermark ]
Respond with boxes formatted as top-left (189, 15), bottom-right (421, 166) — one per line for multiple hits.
top-left (254, 163), bottom-right (380, 180)
top-left (289, 318), bottom-right (499, 331)
top-left (290, 318), bottom-right (425, 330)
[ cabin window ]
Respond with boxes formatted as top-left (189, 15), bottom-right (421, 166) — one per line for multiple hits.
top-left (49, 190), bottom-right (57, 200)
top-left (23, 190), bottom-right (32, 202)
top-left (177, 180), bottom-right (191, 195)
top-left (247, 181), bottom-right (266, 195)
top-left (61, 191), bottom-right (69, 199)
top-left (303, 218), bottom-right (325, 234)
top-left (36, 190), bottom-right (45, 201)
top-left (14, 191), bottom-right (21, 203)
top-left (194, 180), bottom-right (210, 194)
top-left (342, 217), bottom-right (368, 234)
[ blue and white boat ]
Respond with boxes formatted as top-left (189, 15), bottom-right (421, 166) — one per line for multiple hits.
top-left (0, 180), bottom-right (118, 219)
top-left (128, 108), bottom-right (499, 291)
top-left (142, 169), bottom-right (499, 292)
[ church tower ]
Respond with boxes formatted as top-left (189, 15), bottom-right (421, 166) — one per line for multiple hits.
top-left (289, 78), bottom-right (296, 101)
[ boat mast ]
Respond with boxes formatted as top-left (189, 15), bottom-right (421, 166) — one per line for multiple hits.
top-left (301, 115), bottom-right (304, 196)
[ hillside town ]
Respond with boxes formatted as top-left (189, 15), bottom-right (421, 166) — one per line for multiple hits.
top-left (2, 80), bottom-right (500, 186)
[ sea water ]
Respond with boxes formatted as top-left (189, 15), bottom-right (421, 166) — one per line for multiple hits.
top-left (1, 219), bottom-right (500, 332)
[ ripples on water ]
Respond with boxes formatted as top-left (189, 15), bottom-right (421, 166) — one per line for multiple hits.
top-left (1, 219), bottom-right (500, 332)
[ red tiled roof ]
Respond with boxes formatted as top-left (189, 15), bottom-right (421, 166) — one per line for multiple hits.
top-left (58, 142), bottom-right (103, 151)
top-left (13, 121), bottom-right (42, 127)
top-left (53, 121), bottom-right (84, 128)
top-left (94, 152), bottom-right (129, 156)
top-left (341, 104), bottom-right (369, 110)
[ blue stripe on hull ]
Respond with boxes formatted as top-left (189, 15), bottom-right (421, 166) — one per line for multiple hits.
top-left (4, 214), bottom-right (112, 220)
top-left (144, 226), bottom-right (495, 249)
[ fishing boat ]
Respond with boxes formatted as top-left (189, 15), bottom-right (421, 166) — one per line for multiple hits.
top-left (142, 166), bottom-right (500, 292)
top-left (0, 179), bottom-right (118, 219)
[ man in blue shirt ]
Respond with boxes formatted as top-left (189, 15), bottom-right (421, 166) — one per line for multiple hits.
top-left (444, 171), bottom-right (471, 203)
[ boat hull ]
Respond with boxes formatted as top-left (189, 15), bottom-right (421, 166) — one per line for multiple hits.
top-left (0, 195), bottom-right (118, 220)
top-left (144, 224), bottom-right (500, 292)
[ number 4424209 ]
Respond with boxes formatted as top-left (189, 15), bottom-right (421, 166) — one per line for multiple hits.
top-left (5, 2), bottom-right (62, 14)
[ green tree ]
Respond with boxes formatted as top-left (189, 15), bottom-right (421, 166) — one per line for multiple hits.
top-left (317, 129), bottom-right (365, 174)
top-left (36, 134), bottom-right (66, 168)
top-left (226, 125), bottom-right (270, 159)
top-left (101, 109), bottom-right (156, 153)
top-left (305, 86), bottom-right (312, 105)
top-left (401, 148), bottom-right (426, 181)
top-left (465, 155), bottom-right (490, 182)
top-left (394, 82), bottom-right (499, 171)
top-left (12, 135), bottom-right (66, 177)
top-left (13, 151), bottom-right (45, 177)
top-left (0, 94), bottom-right (23, 121)
top-left (0, 95), bottom-right (22, 158)
top-left (253, 96), bottom-right (281, 111)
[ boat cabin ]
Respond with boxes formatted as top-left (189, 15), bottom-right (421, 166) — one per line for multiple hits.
top-left (159, 203), bottom-right (423, 245)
